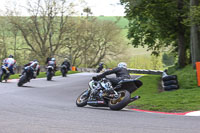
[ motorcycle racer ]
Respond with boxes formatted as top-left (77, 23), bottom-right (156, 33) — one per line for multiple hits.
top-left (22, 60), bottom-right (40, 78)
top-left (93, 62), bottom-right (131, 87)
top-left (2, 55), bottom-right (16, 75)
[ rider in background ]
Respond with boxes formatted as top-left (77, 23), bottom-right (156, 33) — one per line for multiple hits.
top-left (2, 55), bottom-right (16, 75)
top-left (93, 62), bottom-right (131, 87)
top-left (47, 57), bottom-right (57, 72)
top-left (61, 58), bottom-right (71, 71)
top-left (46, 57), bottom-right (51, 65)
top-left (96, 62), bottom-right (104, 73)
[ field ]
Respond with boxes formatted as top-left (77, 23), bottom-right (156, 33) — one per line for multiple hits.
top-left (97, 16), bottom-right (129, 29)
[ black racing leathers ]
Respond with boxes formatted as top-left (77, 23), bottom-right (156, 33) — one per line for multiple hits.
top-left (96, 67), bottom-right (131, 86)
top-left (61, 61), bottom-right (71, 70)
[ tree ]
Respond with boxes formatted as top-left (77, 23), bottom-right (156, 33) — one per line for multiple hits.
top-left (83, 19), bottom-right (126, 68)
top-left (60, 17), bottom-right (128, 68)
top-left (189, 0), bottom-right (200, 68)
top-left (162, 53), bottom-right (175, 66)
top-left (0, 17), bottom-right (9, 60)
top-left (120, 0), bottom-right (190, 68)
top-left (8, 0), bottom-right (75, 64)
top-left (4, 0), bottom-right (128, 67)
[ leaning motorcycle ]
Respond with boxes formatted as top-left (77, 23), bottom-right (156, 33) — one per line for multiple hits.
top-left (46, 66), bottom-right (54, 80)
top-left (76, 77), bottom-right (142, 110)
top-left (18, 66), bottom-right (34, 86)
top-left (0, 65), bottom-right (10, 82)
top-left (60, 65), bottom-right (68, 77)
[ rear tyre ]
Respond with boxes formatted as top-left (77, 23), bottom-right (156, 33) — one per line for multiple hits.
top-left (4, 73), bottom-right (10, 82)
top-left (108, 90), bottom-right (130, 110)
top-left (61, 69), bottom-right (66, 77)
top-left (76, 90), bottom-right (89, 107)
top-left (47, 72), bottom-right (52, 81)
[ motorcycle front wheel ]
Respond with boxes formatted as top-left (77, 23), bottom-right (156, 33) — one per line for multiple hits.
top-left (76, 90), bottom-right (90, 107)
top-left (108, 90), bottom-right (130, 110)
top-left (18, 74), bottom-right (27, 87)
top-left (0, 70), bottom-right (4, 82)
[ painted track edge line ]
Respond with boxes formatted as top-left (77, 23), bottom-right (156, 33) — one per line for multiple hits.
top-left (130, 108), bottom-right (200, 116)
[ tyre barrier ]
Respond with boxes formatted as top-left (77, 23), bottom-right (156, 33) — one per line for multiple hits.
top-left (162, 71), bottom-right (179, 91)
top-left (162, 75), bottom-right (177, 81)
top-left (163, 85), bottom-right (179, 91)
top-left (163, 80), bottom-right (178, 86)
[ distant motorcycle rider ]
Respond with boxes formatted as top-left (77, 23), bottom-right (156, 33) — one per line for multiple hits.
top-left (2, 55), bottom-right (16, 75)
top-left (61, 58), bottom-right (71, 71)
top-left (93, 62), bottom-right (131, 87)
top-left (47, 57), bottom-right (57, 72)
top-left (45, 57), bottom-right (51, 65)
top-left (96, 62), bottom-right (104, 73)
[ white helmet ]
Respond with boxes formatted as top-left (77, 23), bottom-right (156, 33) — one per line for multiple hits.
top-left (118, 62), bottom-right (127, 68)
top-left (64, 58), bottom-right (68, 61)
top-left (51, 58), bottom-right (56, 61)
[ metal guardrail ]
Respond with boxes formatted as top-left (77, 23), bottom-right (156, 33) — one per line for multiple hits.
top-left (127, 68), bottom-right (163, 75)
top-left (15, 66), bottom-right (47, 74)
top-left (15, 66), bottom-right (163, 75)
top-left (77, 68), bottom-right (163, 75)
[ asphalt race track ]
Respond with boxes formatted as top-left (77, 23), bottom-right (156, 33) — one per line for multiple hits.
top-left (0, 73), bottom-right (199, 133)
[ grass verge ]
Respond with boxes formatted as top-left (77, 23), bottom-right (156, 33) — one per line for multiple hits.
top-left (128, 66), bottom-right (200, 112)
top-left (9, 71), bottom-right (80, 79)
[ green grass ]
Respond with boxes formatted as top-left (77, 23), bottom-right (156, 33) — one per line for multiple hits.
top-left (129, 71), bottom-right (200, 112)
top-left (9, 71), bottom-right (80, 79)
top-left (97, 16), bottom-right (129, 29)
top-left (167, 65), bottom-right (198, 90)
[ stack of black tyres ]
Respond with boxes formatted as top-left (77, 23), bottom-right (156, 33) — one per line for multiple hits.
top-left (162, 71), bottom-right (179, 91)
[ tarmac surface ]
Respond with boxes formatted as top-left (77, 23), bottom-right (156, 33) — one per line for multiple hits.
top-left (0, 73), bottom-right (199, 133)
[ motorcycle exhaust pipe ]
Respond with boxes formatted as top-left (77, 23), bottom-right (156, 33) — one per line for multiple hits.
top-left (129, 95), bottom-right (140, 103)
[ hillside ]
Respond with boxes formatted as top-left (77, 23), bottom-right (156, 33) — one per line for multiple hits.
top-left (97, 16), bottom-right (129, 29)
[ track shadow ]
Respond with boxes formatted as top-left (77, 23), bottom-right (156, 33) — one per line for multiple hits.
top-left (81, 106), bottom-right (128, 112)
top-left (17, 85), bottom-right (36, 88)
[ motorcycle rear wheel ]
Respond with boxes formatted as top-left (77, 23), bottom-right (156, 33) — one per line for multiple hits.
top-left (108, 90), bottom-right (130, 110)
top-left (76, 90), bottom-right (89, 107)
top-left (47, 72), bottom-right (52, 81)
top-left (61, 69), bottom-right (66, 77)
top-left (4, 73), bottom-right (9, 82)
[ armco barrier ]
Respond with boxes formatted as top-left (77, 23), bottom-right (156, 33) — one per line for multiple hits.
top-left (76, 68), bottom-right (96, 72)
top-left (77, 68), bottom-right (163, 75)
top-left (15, 66), bottom-right (164, 75)
top-left (128, 69), bottom-right (163, 75)
top-left (15, 66), bottom-right (47, 74)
